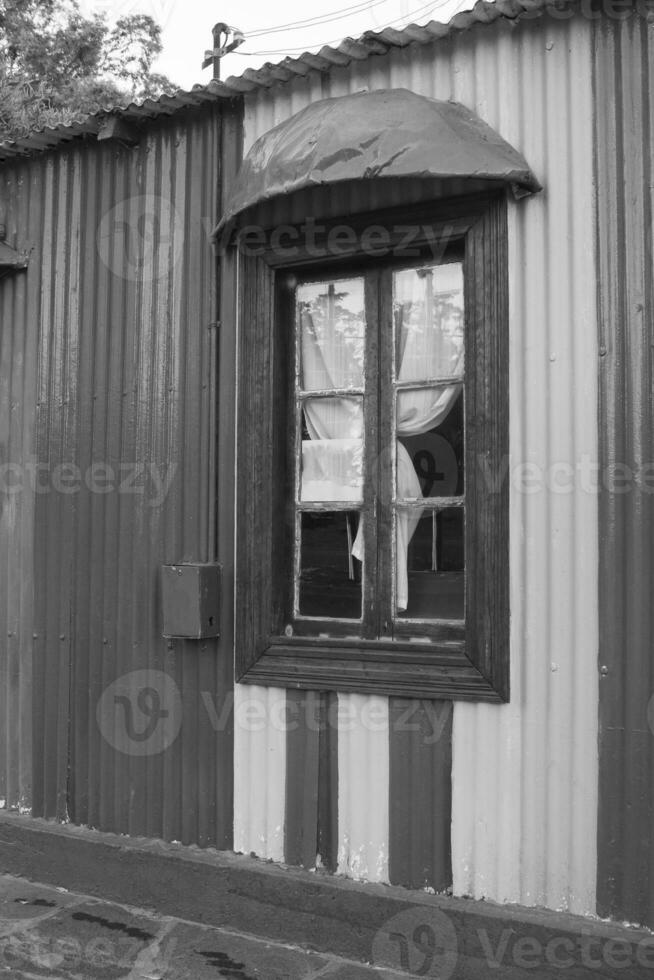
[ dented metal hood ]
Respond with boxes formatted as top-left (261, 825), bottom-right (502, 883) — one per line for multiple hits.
top-left (214, 88), bottom-right (541, 236)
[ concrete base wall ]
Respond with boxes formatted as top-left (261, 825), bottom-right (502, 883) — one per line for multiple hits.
top-left (0, 812), bottom-right (651, 979)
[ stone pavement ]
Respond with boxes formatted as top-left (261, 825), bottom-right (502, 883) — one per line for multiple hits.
top-left (0, 874), bottom-right (401, 980)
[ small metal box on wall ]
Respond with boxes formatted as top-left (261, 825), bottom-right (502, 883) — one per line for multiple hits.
top-left (161, 563), bottom-right (221, 639)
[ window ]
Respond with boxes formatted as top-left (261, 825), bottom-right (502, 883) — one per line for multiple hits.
top-left (235, 195), bottom-right (509, 701)
top-left (294, 262), bottom-right (464, 628)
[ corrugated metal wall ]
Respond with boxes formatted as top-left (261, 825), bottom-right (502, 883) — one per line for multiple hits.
top-left (0, 105), bottom-right (234, 846)
top-left (449, 15), bottom-right (598, 915)
top-left (595, 12), bottom-right (654, 929)
top-left (337, 695), bottom-right (389, 882)
top-left (233, 684), bottom-right (286, 860)
top-left (0, 160), bottom-right (43, 812)
top-left (234, 13), bottom-right (599, 914)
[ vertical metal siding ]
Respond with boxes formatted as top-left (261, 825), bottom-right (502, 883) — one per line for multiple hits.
top-left (337, 694), bottom-right (389, 883)
top-left (233, 684), bottom-right (286, 861)
top-left (595, 13), bottom-right (654, 929)
top-left (1, 105), bottom-right (233, 846)
top-left (284, 690), bottom-right (322, 869)
top-left (450, 17), bottom-right (598, 916)
top-left (284, 690), bottom-right (339, 871)
top-left (389, 700), bottom-right (452, 891)
top-left (239, 13), bottom-right (599, 912)
top-left (0, 160), bottom-right (43, 813)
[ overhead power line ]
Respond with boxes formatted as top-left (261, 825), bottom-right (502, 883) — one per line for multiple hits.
top-left (240, 0), bottom-right (452, 56)
top-left (246, 0), bottom-right (389, 38)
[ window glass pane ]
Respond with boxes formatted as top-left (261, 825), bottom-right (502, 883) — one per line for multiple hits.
top-left (395, 507), bottom-right (464, 620)
top-left (396, 391), bottom-right (464, 498)
top-left (302, 395), bottom-right (363, 442)
top-left (394, 262), bottom-right (464, 382)
top-left (297, 279), bottom-right (365, 390)
top-left (298, 511), bottom-right (362, 619)
top-left (301, 434), bottom-right (363, 503)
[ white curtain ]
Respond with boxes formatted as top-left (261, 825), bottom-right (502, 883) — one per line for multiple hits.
top-left (299, 282), bottom-right (365, 508)
top-left (385, 268), bottom-right (463, 609)
top-left (300, 268), bottom-right (463, 613)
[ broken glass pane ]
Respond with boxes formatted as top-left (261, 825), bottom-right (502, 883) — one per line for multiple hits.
top-left (395, 507), bottom-right (464, 620)
top-left (298, 511), bottom-right (362, 619)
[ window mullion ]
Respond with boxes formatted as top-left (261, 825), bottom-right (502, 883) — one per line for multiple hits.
top-left (377, 269), bottom-right (395, 638)
top-left (361, 271), bottom-right (380, 639)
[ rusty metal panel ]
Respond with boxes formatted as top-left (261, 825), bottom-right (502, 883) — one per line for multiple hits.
top-left (0, 104), bottom-right (234, 847)
top-left (241, 11), bottom-right (599, 913)
top-left (595, 12), bottom-right (654, 929)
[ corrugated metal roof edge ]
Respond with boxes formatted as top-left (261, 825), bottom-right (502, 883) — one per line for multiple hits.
top-left (0, 82), bottom-right (238, 162)
top-left (225, 0), bottom-right (578, 90)
top-left (0, 0), bottom-right (574, 163)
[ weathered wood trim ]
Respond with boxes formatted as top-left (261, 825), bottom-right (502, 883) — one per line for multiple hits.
top-left (234, 252), bottom-right (277, 679)
top-left (463, 196), bottom-right (510, 700)
top-left (236, 196), bottom-right (490, 271)
top-left (363, 269), bottom-right (382, 638)
top-left (236, 196), bottom-right (510, 702)
top-left (240, 647), bottom-right (504, 702)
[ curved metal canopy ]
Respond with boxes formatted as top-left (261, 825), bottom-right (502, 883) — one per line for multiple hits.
top-left (215, 88), bottom-right (540, 236)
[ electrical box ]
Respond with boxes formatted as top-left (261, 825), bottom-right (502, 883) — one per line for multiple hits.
top-left (161, 563), bottom-right (221, 639)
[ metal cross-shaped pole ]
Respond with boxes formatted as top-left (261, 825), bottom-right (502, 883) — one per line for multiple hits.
top-left (202, 23), bottom-right (245, 79)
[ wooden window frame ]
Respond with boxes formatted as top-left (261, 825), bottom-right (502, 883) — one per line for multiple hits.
top-left (235, 193), bottom-right (509, 702)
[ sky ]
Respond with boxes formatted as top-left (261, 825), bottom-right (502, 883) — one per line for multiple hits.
top-left (77, 0), bottom-right (470, 90)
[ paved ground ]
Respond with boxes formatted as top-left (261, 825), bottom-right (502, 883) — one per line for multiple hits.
top-left (0, 874), bottom-right (402, 980)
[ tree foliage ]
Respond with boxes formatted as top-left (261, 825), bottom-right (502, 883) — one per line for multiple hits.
top-left (0, 0), bottom-right (175, 140)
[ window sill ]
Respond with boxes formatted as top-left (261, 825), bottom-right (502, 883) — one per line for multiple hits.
top-left (237, 637), bottom-right (508, 702)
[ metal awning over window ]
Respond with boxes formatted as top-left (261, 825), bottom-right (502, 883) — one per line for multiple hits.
top-left (214, 88), bottom-right (541, 236)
